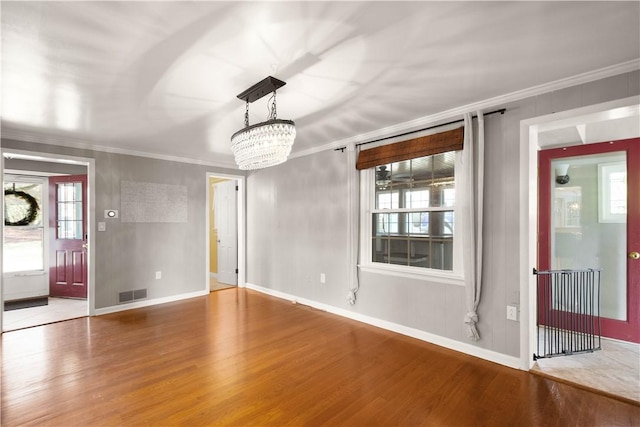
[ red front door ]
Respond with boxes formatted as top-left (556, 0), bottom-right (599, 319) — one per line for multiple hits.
top-left (538, 138), bottom-right (640, 343)
top-left (49, 175), bottom-right (88, 299)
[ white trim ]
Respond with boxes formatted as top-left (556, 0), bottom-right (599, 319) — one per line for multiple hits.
top-left (2, 270), bottom-right (46, 277)
top-left (358, 264), bottom-right (465, 287)
top-left (519, 95), bottom-right (640, 371)
top-left (0, 139), bottom-right (3, 332)
top-left (291, 60), bottom-right (640, 160)
top-left (371, 206), bottom-right (454, 214)
top-left (94, 290), bottom-right (209, 316)
top-left (2, 128), bottom-right (237, 170)
top-left (245, 282), bottom-right (521, 370)
top-left (205, 172), bottom-right (246, 293)
top-left (236, 176), bottom-right (246, 287)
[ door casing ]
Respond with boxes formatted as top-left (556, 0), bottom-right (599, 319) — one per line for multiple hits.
top-left (0, 149), bottom-right (95, 333)
top-left (520, 95), bottom-right (640, 369)
top-left (205, 172), bottom-right (246, 292)
top-left (538, 138), bottom-right (639, 343)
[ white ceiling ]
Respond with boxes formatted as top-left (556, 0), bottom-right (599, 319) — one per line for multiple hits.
top-left (1, 1), bottom-right (639, 168)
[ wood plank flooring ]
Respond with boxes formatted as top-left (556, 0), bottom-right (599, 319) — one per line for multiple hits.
top-left (2, 288), bottom-right (639, 426)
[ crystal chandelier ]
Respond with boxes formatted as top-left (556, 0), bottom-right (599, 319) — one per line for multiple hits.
top-left (231, 76), bottom-right (296, 170)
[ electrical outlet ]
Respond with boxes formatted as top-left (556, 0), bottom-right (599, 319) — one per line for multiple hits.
top-left (320, 273), bottom-right (326, 284)
top-left (507, 305), bottom-right (518, 321)
top-left (155, 271), bottom-right (162, 280)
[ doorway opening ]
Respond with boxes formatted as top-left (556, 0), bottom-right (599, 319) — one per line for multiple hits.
top-left (520, 96), bottom-right (640, 403)
top-left (206, 173), bottom-right (245, 293)
top-left (2, 149), bottom-right (95, 332)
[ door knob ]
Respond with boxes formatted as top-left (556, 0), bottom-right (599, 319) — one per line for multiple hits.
top-left (82, 242), bottom-right (89, 249)
top-left (630, 251), bottom-right (640, 260)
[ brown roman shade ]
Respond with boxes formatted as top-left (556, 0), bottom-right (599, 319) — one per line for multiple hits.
top-left (355, 126), bottom-right (464, 170)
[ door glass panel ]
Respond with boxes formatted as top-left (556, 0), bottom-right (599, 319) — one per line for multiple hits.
top-left (57, 182), bottom-right (83, 239)
top-left (551, 152), bottom-right (626, 320)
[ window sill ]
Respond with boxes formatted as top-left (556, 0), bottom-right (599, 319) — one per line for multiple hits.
top-left (3, 270), bottom-right (47, 278)
top-left (358, 263), bottom-right (465, 286)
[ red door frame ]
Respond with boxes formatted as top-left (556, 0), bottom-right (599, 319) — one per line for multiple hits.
top-left (538, 138), bottom-right (640, 343)
top-left (49, 175), bottom-right (88, 299)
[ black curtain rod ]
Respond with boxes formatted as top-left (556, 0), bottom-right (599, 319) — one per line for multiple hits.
top-left (335, 108), bottom-right (506, 152)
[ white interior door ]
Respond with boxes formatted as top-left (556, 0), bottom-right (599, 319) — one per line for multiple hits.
top-left (215, 180), bottom-right (237, 285)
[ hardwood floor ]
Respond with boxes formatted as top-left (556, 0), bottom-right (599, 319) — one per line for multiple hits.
top-left (2, 288), bottom-right (639, 426)
top-left (210, 276), bottom-right (236, 292)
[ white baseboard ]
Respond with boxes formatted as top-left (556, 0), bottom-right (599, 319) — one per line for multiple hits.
top-left (94, 290), bottom-right (209, 316)
top-left (245, 282), bottom-right (521, 370)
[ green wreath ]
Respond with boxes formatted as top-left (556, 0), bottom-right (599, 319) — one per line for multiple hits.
top-left (4, 189), bottom-right (40, 226)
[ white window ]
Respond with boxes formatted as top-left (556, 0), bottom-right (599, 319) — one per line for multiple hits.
top-left (361, 151), bottom-right (463, 283)
top-left (3, 177), bottom-right (47, 274)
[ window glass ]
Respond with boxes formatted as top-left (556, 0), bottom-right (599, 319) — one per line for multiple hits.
top-left (3, 180), bottom-right (45, 273)
top-left (405, 190), bottom-right (429, 208)
top-left (3, 228), bottom-right (44, 272)
top-left (376, 190), bottom-right (399, 210)
top-left (369, 151), bottom-right (456, 272)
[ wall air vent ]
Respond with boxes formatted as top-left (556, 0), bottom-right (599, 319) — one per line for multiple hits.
top-left (118, 291), bottom-right (134, 303)
top-left (118, 289), bottom-right (148, 304)
top-left (133, 289), bottom-right (147, 300)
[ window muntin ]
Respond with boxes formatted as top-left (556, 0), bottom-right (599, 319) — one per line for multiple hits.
top-left (370, 152), bottom-right (456, 271)
top-left (57, 182), bottom-right (83, 239)
top-left (3, 180), bottom-right (45, 273)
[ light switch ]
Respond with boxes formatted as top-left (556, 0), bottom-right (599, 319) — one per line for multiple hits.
top-left (98, 222), bottom-right (106, 231)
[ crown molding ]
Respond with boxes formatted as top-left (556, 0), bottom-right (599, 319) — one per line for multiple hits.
top-left (2, 60), bottom-right (637, 166)
top-left (289, 59), bottom-right (640, 160)
top-left (0, 128), bottom-right (239, 170)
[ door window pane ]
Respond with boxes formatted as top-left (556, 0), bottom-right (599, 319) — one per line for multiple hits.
top-left (551, 153), bottom-right (627, 320)
top-left (57, 182), bottom-right (83, 239)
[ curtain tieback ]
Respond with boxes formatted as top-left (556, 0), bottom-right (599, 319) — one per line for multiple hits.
top-left (464, 311), bottom-right (478, 325)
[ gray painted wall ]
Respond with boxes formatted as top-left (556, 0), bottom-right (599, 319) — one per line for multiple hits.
top-left (246, 70), bottom-right (640, 359)
top-left (1, 139), bottom-right (240, 309)
top-left (1, 70), bottom-right (637, 355)
top-left (5, 158), bottom-right (87, 175)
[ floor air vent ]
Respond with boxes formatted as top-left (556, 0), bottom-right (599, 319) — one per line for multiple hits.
top-left (118, 289), bottom-right (148, 304)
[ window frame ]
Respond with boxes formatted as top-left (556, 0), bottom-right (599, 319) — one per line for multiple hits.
top-left (3, 175), bottom-right (49, 276)
top-left (359, 153), bottom-right (465, 286)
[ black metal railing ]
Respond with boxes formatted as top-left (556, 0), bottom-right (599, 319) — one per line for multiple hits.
top-left (533, 268), bottom-right (601, 360)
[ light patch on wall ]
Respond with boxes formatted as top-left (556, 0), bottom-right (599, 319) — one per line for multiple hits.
top-left (121, 181), bottom-right (187, 223)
